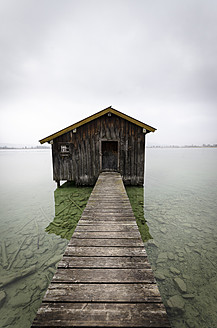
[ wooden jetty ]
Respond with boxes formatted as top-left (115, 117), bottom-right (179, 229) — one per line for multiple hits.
top-left (32, 172), bottom-right (170, 327)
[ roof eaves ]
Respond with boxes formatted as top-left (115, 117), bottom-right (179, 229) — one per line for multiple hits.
top-left (39, 106), bottom-right (156, 144)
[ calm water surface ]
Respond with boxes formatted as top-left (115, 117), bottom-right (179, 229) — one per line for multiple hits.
top-left (145, 148), bottom-right (217, 328)
top-left (0, 148), bottom-right (216, 328)
top-left (0, 150), bottom-right (68, 327)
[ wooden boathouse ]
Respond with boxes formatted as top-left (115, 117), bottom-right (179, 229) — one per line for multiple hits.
top-left (39, 106), bottom-right (156, 186)
top-left (34, 112), bottom-right (171, 327)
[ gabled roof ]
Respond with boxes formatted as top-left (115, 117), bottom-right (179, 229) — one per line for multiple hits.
top-left (39, 106), bottom-right (156, 144)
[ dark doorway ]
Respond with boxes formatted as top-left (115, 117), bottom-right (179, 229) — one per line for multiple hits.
top-left (101, 141), bottom-right (118, 171)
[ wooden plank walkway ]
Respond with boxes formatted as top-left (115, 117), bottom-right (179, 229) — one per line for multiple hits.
top-left (32, 172), bottom-right (170, 327)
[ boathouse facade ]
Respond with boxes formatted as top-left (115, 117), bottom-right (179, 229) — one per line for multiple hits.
top-left (39, 106), bottom-right (156, 186)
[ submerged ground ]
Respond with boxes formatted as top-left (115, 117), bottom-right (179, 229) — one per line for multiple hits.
top-left (46, 182), bottom-right (93, 240)
top-left (46, 182), bottom-right (151, 243)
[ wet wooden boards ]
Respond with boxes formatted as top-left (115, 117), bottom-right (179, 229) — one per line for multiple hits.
top-left (32, 172), bottom-right (170, 327)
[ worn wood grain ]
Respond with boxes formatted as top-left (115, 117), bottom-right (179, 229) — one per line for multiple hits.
top-left (58, 256), bottom-right (150, 268)
top-left (77, 220), bottom-right (138, 225)
top-left (32, 303), bottom-right (170, 327)
top-left (64, 246), bottom-right (147, 257)
top-left (72, 231), bottom-right (141, 239)
top-left (81, 212), bottom-right (135, 217)
top-left (44, 283), bottom-right (161, 302)
top-left (68, 238), bottom-right (144, 247)
top-left (53, 268), bottom-right (155, 283)
top-left (81, 216), bottom-right (136, 221)
top-left (75, 224), bottom-right (138, 232)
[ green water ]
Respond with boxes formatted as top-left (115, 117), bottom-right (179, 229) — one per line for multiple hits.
top-left (144, 148), bottom-right (217, 328)
top-left (46, 182), bottom-right (93, 240)
top-left (125, 186), bottom-right (152, 242)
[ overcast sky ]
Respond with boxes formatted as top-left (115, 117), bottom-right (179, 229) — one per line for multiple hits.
top-left (0, 0), bottom-right (217, 146)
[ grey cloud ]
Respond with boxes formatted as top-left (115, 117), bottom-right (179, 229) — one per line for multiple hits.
top-left (0, 0), bottom-right (217, 145)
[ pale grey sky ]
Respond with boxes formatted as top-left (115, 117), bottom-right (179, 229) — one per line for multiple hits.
top-left (0, 0), bottom-right (217, 146)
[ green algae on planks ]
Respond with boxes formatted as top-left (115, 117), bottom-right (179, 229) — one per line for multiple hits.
top-left (46, 182), bottom-right (93, 240)
top-left (126, 186), bottom-right (152, 242)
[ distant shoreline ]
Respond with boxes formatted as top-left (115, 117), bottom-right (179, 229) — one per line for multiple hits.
top-left (0, 146), bottom-right (50, 150)
top-left (0, 145), bottom-right (216, 150)
top-left (147, 145), bottom-right (217, 148)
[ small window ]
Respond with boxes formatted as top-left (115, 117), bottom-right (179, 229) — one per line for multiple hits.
top-left (61, 145), bottom-right (70, 153)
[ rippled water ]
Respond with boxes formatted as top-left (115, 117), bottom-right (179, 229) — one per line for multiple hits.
top-left (144, 148), bottom-right (217, 328)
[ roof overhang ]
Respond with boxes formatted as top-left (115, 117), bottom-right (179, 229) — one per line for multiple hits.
top-left (39, 106), bottom-right (156, 144)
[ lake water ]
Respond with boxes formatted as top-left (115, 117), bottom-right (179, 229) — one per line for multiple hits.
top-left (0, 148), bottom-right (216, 327)
top-left (0, 150), bottom-right (69, 327)
top-left (145, 148), bottom-right (217, 328)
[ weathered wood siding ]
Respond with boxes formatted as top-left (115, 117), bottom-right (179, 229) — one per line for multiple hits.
top-left (52, 113), bottom-right (145, 185)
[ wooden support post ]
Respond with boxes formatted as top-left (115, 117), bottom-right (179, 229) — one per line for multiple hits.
top-left (56, 180), bottom-right (60, 188)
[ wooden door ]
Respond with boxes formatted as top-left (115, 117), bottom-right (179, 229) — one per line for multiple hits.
top-left (101, 141), bottom-right (118, 171)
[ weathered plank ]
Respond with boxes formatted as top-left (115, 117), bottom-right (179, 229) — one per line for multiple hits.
top-left (58, 256), bottom-right (151, 268)
top-left (33, 303), bottom-right (170, 327)
top-left (72, 231), bottom-right (141, 239)
top-left (81, 214), bottom-right (136, 219)
top-left (68, 238), bottom-right (144, 247)
top-left (87, 200), bottom-right (130, 204)
top-left (64, 246), bottom-right (147, 257)
top-left (83, 205), bottom-right (131, 209)
top-left (44, 283), bottom-right (161, 302)
top-left (75, 225), bottom-right (139, 232)
top-left (81, 216), bottom-right (136, 221)
top-left (78, 220), bottom-right (138, 225)
top-left (83, 210), bottom-right (135, 215)
top-left (77, 219), bottom-right (138, 229)
top-left (53, 268), bottom-right (155, 283)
